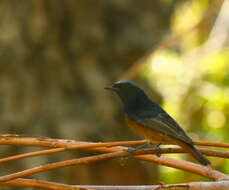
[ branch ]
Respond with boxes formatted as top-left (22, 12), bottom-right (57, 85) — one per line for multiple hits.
top-left (2, 178), bottom-right (93, 190)
top-left (73, 180), bottom-right (229, 190)
top-left (0, 146), bottom-right (228, 183)
top-left (3, 178), bottom-right (229, 190)
top-left (1, 145), bottom-right (229, 164)
top-left (0, 135), bottom-right (229, 182)
top-left (0, 135), bottom-right (229, 164)
top-left (1, 135), bottom-right (229, 149)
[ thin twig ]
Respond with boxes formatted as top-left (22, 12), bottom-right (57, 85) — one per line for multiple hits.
top-left (1, 144), bottom-right (229, 164)
top-left (0, 135), bottom-right (229, 182)
top-left (73, 180), bottom-right (229, 190)
top-left (4, 178), bottom-right (229, 190)
top-left (0, 148), bottom-right (65, 163)
top-left (0, 135), bottom-right (229, 163)
top-left (1, 135), bottom-right (229, 149)
top-left (2, 178), bottom-right (93, 190)
top-left (0, 146), bottom-right (228, 183)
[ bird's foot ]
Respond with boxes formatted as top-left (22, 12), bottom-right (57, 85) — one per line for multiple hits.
top-left (124, 142), bottom-right (151, 159)
top-left (125, 147), bottom-right (136, 160)
top-left (126, 147), bottom-right (136, 153)
top-left (154, 142), bottom-right (162, 157)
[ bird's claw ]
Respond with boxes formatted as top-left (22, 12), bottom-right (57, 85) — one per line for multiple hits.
top-left (124, 142), bottom-right (151, 159)
top-left (125, 142), bottom-right (162, 158)
top-left (126, 147), bottom-right (136, 153)
top-left (124, 147), bottom-right (136, 159)
top-left (155, 143), bottom-right (162, 157)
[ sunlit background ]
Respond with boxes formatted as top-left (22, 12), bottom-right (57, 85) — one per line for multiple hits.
top-left (0, 0), bottom-right (228, 188)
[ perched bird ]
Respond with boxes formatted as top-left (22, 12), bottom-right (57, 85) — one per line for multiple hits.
top-left (105, 80), bottom-right (210, 165)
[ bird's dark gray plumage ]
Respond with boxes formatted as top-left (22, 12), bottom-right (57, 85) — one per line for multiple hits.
top-left (105, 80), bottom-right (211, 165)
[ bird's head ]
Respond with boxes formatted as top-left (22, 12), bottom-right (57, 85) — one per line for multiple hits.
top-left (105, 80), bottom-right (143, 103)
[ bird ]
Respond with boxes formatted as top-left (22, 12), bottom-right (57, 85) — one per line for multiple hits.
top-left (105, 80), bottom-right (210, 165)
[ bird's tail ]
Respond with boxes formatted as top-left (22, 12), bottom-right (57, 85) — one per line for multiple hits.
top-left (181, 142), bottom-right (211, 166)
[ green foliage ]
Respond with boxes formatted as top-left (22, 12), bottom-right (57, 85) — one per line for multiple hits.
top-left (140, 0), bottom-right (228, 183)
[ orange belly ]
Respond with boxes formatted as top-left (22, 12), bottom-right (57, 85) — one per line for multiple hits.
top-left (124, 114), bottom-right (179, 145)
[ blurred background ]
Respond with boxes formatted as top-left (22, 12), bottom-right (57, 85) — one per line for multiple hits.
top-left (0, 0), bottom-right (229, 189)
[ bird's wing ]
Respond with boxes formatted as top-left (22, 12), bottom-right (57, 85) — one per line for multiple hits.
top-left (135, 112), bottom-right (193, 145)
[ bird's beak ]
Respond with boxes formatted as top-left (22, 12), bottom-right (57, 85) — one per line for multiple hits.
top-left (104, 85), bottom-right (116, 91)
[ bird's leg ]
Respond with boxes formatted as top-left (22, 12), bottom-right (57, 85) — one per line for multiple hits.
top-left (154, 142), bottom-right (162, 157)
top-left (133, 142), bottom-right (151, 150)
top-left (125, 142), bottom-right (151, 159)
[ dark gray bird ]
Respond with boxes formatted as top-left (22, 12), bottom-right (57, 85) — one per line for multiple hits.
top-left (105, 80), bottom-right (210, 165)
